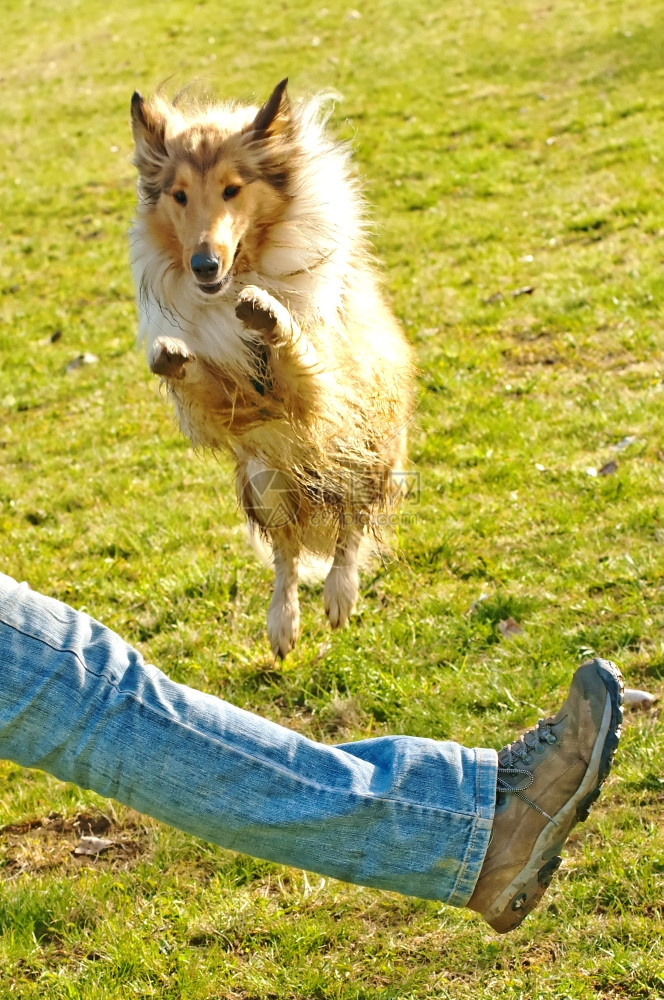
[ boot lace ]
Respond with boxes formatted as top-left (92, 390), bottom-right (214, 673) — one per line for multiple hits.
top-left (496, 719), bottom-right (559, 824)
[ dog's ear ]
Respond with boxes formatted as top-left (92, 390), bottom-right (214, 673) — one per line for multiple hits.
top-left (245, 78), bottom-right (291, 140)
top-left (131, 92), bottom-right (167, 152)
top-left (131, 92), bottom-right (168, 201)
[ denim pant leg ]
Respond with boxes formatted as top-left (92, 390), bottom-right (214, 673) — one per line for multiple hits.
top-left (0, 572), bottom-right (497, 906)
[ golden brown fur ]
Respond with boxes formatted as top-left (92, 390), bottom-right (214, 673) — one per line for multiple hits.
top-left (130, 79), bottom-right (414, 656)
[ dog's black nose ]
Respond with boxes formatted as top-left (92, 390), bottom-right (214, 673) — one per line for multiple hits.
top-left (191, 253), bottom-right (220, 280)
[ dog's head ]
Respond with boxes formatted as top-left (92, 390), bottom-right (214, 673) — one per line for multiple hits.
top-left (131, 80), bottom-right (294, 298)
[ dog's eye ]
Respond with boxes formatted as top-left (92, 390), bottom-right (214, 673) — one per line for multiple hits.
top-left (223, 184), bottom-right (241, 201)
top-left (173, 190), bottom-right (187, 206)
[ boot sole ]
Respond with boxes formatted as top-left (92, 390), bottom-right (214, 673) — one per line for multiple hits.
top-left (483, 658), bottom-right (624, 933)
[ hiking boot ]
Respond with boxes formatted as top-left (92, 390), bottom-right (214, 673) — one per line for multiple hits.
top-left (467, 658), bottom-right (623, 933)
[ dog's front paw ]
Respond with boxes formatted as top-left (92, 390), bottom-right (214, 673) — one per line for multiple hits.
top-left (235, 286), bottom-right (287, 342)
top-left (149, 336), bottom-right (194, 379)
top-left (324, 565), bottom-right (359, 629)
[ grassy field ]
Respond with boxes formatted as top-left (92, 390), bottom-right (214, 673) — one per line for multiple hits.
top-left (1, 0), bottom-right (663, 996)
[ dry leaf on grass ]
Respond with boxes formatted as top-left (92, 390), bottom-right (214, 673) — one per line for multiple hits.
top-left (74, 835), bottom-right (114, 856)
top-left (0, 810), bottom-right (145, 876)
top-left (623, 688), bottom-right (657, 710)
top-left (498, 617), bottom-right (524, 639)
top-left (66, 352), bottom-right (98, 373)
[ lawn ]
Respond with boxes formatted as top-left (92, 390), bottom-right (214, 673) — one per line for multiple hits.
top-left (1, 0), bottom-right (663, 996)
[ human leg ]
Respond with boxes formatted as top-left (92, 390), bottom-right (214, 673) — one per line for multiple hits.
top-left (0, 573), bottom-right (495, 906)
top-left (0, 573), bottom-right (623, 930)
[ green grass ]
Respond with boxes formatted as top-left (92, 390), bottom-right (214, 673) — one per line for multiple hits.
top-left (1, 0), bottom-right (663, 995)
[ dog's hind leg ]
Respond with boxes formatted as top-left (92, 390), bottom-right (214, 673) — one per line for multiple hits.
top-left (324, 522), bottom-right (363, 629)
top-left (267, 529), bottom-right (301, 659)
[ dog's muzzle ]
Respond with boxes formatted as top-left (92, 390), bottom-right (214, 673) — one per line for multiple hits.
top-left (196, 273), bottom-right (233, 295)
top-left (191, 252), bottom-right (234, 296)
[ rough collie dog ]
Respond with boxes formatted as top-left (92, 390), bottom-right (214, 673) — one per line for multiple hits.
top-left (130, 79), bottom-right (414, 657)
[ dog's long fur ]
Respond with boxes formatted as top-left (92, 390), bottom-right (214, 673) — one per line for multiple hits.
top-left (130, 79), bottom-right (414, 656)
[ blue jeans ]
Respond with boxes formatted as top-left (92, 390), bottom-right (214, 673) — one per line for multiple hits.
top-left (0, 572), bottom-right (496, 906)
